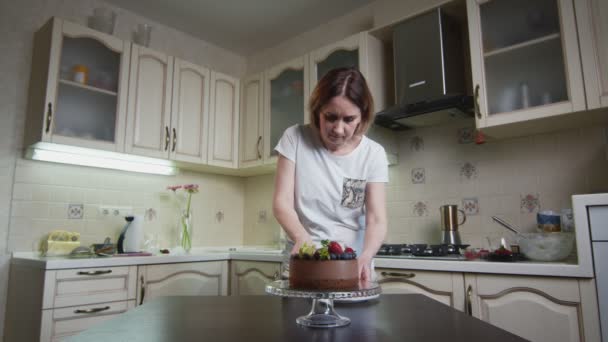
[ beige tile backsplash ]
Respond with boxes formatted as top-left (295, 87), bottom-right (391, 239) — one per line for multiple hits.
top-left (242, 122), bottom-right (608, 249)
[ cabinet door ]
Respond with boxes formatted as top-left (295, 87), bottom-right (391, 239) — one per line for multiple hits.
top-left (26, 17), bottom-right (130, 152)
top-left (239, 74), bottom-right (265, 168)
top-left (137, 261), bottom-right (228, 305)
top-left (575, 0), bottom-right (608, 109)
top-left (375, 268), bottom-right (465, 310)
top-left (125, 45), bottom-right (174, 159)
top-left (263, 56), bottom-right (309, 164)
top-left (467, 0), bottom-right (585, 131)
top-left (208, 71), bottom-right (240, 168)
top-left (309, 33), bottom-right (361, 93)
top-left (170, 58), bottom-right (210, 163)
top-left (465, 274), bottom-right (585, 342)
top-left (230, 261), bottom-right (280, 295)
top-left (40, 300), bottom-right (135, 342)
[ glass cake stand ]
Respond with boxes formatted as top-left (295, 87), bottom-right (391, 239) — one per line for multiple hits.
top-left (265, 280), bottom-right (381, 328)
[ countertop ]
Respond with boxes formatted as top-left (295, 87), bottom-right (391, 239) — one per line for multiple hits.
top-left (12, 245), bottom-right (594, 278)
top-left (65, 295), bottom-right (526, 342)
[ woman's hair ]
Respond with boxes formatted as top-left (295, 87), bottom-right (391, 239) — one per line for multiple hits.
top-left (309, 67), bottom-right (374, 136)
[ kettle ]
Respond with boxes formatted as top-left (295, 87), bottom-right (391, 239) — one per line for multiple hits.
top-left (439, 205), bottom-right (466, 245)
top-left (117, 215), bottom-right (144, 253)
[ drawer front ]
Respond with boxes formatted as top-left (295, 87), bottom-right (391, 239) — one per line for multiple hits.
top-left (375, 268), bottom-right (460, 308)
top-left (41, 300), bottom-right (135, 342)
top-left (44, 266), bottom-right (137, 309)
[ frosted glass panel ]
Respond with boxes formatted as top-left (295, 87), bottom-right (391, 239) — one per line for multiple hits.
top-left (480, 0), bottom-right (560, 53)
top-left (316, 49), bottom-right (359, 81)
top-left (55, 83), bottom-right (117, 141)
top-left (55, 37), bottom-right (121, 142)
top-left (270, 69), bottom-right (304, 154)
top-left (485, 38), bottom-right (567, 114)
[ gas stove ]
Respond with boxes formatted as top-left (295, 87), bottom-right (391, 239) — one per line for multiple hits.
top-left (376, 243), bottom-right (469, 261)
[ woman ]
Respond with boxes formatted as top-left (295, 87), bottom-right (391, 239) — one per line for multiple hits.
top-left (273, 67), bottom-right (388, 281)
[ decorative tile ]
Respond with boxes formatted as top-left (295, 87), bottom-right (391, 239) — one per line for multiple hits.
top-left (145, 208), bottom-right (157, 221)
top-left (460, 162), bottom-right (478, 181)
top-left (462, 198), bottom-right (479, 215)
top-left (458, 127), bottom-right (475, 144)
top-left (68, 204), bottom-right (83, 219)
top-left (412, 201), bottom-right (428, 217)
top-left (410, 136), bottom-right (424, 152)
top-left (520, 193), bottom-right (541, 213)
top-left (411, 168), bottom-right (425, 184)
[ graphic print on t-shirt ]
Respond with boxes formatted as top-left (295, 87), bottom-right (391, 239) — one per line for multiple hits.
top-left (341, 178), bottom-right (366, 209)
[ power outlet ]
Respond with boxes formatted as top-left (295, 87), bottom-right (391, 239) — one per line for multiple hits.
top-left (99, 206), bottom-right (133, 218)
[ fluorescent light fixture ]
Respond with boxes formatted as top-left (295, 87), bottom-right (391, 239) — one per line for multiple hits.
top-left (26, 143), bottom-right (179, 176)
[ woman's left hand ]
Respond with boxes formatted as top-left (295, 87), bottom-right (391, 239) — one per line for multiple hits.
top-left (357, 253), bottom-right (373, 280)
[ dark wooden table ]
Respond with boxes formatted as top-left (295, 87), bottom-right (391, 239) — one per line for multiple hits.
top-left (67, 294), bottom-right (527, 342)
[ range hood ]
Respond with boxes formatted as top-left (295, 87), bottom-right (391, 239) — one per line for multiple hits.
top-left (375, 8), bottom-right (473, 131)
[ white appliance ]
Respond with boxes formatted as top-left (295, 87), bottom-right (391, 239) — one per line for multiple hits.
top-left (574, 193), bottom-right (608, 341)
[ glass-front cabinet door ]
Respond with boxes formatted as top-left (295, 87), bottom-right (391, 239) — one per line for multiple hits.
top-left (27, 17), bottom-right (130, 152)
top-left (467, 0), bottom-right (585, 130)
top-left (263, 56), bottom-right (309, 164)
top-left (309, 33), bottom-right (361, 91)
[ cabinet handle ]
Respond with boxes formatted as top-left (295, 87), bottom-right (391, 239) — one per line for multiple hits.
top-left (380, 271), bottom-right (415, 279)
top-left (474, 84), bottom-right (481, 119)
top-left (139, 275), bottom-right (146, 305)
top-left (273, 271), bottom-right (280, 281)
top-left (164, 126), bottom-right (170, 151)
top-left (466, 285), bottom-right (473, 316)
top-left (45, 103), bottom-right (53, 133)
top-left (74, 306), bottom-right (110, 314)
top-left (256, 136), bottom-right (262, 159)
top-left (172, 128), bottom-right (177, 152)
top-left (77, 270), bottom-right (112, 276)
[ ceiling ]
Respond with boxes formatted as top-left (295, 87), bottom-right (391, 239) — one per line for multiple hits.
top-left (105, 0), bottom-right (374, 56)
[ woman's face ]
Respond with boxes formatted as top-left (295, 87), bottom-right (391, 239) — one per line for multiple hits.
top-left (318, 96), bottom-right (362, 152)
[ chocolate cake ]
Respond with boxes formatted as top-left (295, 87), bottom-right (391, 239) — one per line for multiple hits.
top-left (289, 258), bottom-right (359, 290)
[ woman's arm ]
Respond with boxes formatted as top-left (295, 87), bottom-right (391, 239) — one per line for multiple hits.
top-left (273, 155), bottom-right (312, 254)
top-left (359, 182), bottom-right (387, 280)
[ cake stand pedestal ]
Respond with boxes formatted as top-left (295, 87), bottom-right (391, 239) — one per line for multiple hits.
top-left (265, 280), bottom-right (381, 328)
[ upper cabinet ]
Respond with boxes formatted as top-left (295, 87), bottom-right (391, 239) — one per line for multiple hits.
top-left (125, 46), bottom-right (174, 159)
top-left (25, 17), bottom-right (130, 152)
top-left (575, 0), bottom-right (608, 110)
top-left (125, 48), bottom-right (211, 164)
top-left (239, 74), bottom-right (264, 168)
top-left (207, 71), bottom-right (240, 168)
top-left (467, 0), bottom-right (586, 133)
top-left (263, 56), bottom-right (309, 164)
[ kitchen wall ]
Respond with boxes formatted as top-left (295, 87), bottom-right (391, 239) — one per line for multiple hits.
top-left (0, 0), bottom-right (249, 338)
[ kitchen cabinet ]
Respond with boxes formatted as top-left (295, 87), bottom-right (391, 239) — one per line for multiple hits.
top-left (125, 47), bottom-right (212, 163)
top-left (207, 71), bottom-right (240, 168)
top-left (239, 73), bottom-right (264, 168)
top-left (24, 17), bottom-right (130, 152)
top-left (375, 268), bottom-right (465, 310)
top-left (467, 0), bottom-right (586, 137)
top-left (263, 56), bottom-right (309, 164)
top-left (137, 261), bottom-right (228, 305)
top-left (5, 264), bottom-right (137, 342)
top-left (229, 261), bottom-right (280, 295)
top-left (464, 274), bottom-right (601, 342)
top-left (575, 0), bottom-right (608, 110)
top-left (125, 45), bottom-right (174, 159)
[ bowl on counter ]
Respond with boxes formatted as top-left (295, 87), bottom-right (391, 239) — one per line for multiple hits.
top-left (517, 232), bottom-right (575, 261)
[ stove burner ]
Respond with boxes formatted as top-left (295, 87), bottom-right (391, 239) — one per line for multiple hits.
top-left (377, 243), bottom-right (469, 257)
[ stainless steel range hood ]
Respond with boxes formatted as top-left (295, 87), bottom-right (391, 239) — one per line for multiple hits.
top-left (374, 7), bottom-right (473, 131)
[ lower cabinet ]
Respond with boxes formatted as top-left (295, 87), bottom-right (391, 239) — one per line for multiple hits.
top-left (230, 261), bottom-right (280, 295)
top-left (137, 261), bottom-right (229, 305)
top-left (464, 274), bottom-right (601, 342)
top-left (5, 265), bottom-right (137, 342)
top-left (375, 268), bottom-right (465, 310)
top-left (40, 300), bottom-right (135, 342)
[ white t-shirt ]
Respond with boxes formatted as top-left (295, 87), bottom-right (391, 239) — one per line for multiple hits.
top-left (275, 124), bottom-right (389, 253)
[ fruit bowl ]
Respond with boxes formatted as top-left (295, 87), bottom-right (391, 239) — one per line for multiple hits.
top-left (517, 232), bottom-right (575, 262)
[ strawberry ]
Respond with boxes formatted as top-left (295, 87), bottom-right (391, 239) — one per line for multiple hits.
top-left (328, 241), bottom-right (343, 255)
top-left (344, 246), bottom-right (354, 254)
